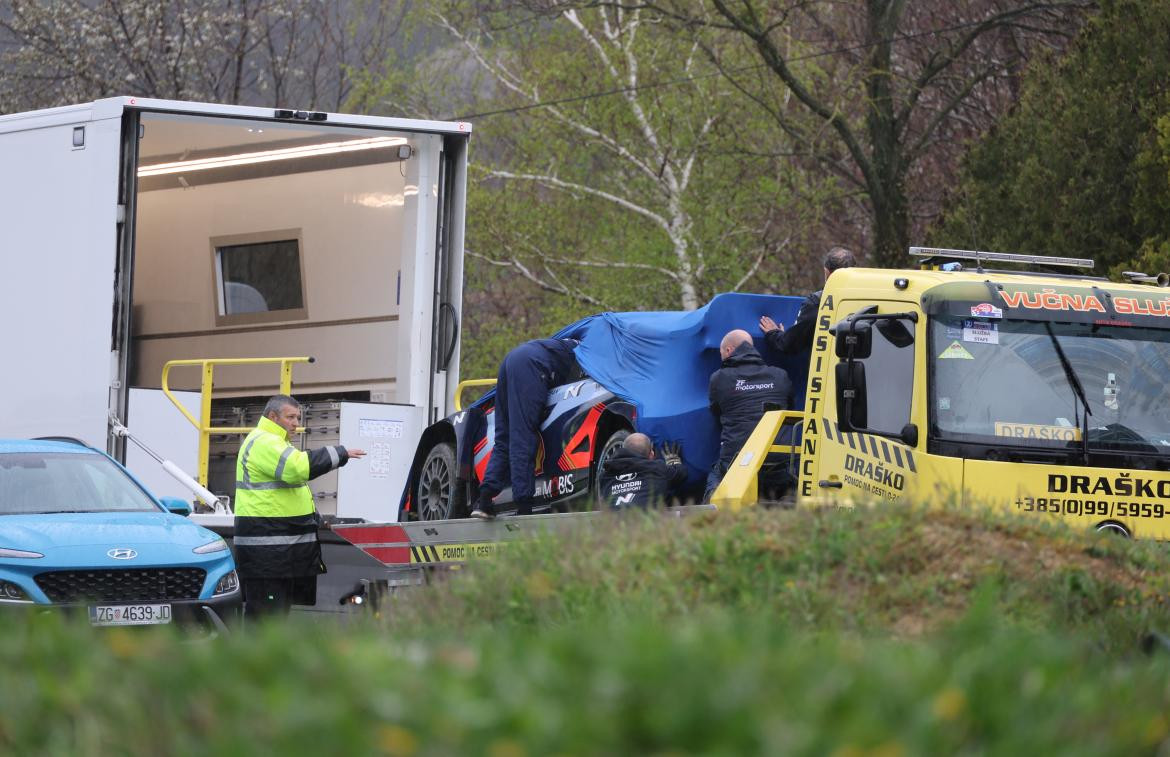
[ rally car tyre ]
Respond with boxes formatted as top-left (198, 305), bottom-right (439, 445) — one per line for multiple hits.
top-left (415, 442), bottom-right (466, 521)
top-left (591, 429), bottom-right (630, 508)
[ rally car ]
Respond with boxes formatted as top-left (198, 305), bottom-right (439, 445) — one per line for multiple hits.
top-left (399, 293), bottom-right (808, 520)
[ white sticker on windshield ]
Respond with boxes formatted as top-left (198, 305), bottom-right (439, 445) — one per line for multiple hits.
top-left (962, 320), bottom-right (998, 345)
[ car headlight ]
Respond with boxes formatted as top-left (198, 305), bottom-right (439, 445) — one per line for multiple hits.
top-left (0, 548), bottom-right (43, 559)
top-left (0, 580), bottom-right (32, 602)
top-left (213, 570), bottom-right (239, 596)
top-left (193, 538), bottom-right (229, 554)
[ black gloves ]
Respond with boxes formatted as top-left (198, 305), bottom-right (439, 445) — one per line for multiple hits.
top-left (659, 441), bottom-right (683, 467)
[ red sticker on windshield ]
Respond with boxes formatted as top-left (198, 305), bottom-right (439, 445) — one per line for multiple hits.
top-left (970, 303), bottom-right (1003, 318)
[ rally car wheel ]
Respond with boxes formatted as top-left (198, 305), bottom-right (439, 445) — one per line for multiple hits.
top-left (591, 429), bottom-right (631, 508)
top-left (416, 442), bottom-right (465, 521)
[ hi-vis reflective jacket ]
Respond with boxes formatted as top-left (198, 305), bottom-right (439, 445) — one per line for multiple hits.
top-left (233, 415), bottom-right (351, 578)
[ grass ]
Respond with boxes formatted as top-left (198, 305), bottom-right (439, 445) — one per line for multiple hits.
top-left (391, 504), bottom-right (1170, 648)
top-left (6, 504), bottom-right (1170, 755)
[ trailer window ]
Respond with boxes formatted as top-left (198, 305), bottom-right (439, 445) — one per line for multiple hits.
top-left (212, 230), bottom-right (307, 324)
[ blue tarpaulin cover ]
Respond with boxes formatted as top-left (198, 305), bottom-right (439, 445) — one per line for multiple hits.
top-left (554, 292), bottom-right (810, 487)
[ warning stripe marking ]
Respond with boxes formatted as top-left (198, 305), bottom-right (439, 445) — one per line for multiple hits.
top-left (823, 419), bottom-right (916, 472)
top-left (333, 524), bottom-right (505, 567)
top-left (333, 524), bottom-right (413, 566)
top-left (409, 542), bottom-right (502, 564)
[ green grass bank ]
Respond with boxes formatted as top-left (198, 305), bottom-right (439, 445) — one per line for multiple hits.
top-left (6, 505), bottom-right (1170, 755)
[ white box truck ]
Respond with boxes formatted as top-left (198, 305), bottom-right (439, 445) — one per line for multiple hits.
top-left (0, 96), bottom-right (469, 525)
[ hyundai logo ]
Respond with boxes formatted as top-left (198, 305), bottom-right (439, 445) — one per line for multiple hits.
top-left (107, 548), bottom-right (138, 560)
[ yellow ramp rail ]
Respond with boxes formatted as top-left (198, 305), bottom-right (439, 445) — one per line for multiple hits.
top-left (709, 410), bottom-right (806, 511)
top-left (454, 378), bottom-right (497, 411)
top-left (161, 356), bottom-right (314, 486)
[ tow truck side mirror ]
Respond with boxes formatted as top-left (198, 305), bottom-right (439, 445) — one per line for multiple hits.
top-left (835, 361), bottom-right (868, 431)
top-left (833, 319), bottom-right (873, 359)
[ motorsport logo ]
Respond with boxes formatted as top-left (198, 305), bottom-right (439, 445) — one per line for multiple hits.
top-left (735, 379), bottom-right (776, 392)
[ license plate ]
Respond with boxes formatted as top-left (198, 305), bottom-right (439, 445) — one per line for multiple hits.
top-left (89, 603), bottom-right (173, 626)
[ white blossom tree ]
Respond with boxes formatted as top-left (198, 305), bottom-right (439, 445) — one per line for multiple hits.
top-left (0, 0), bottom-right (408, 112)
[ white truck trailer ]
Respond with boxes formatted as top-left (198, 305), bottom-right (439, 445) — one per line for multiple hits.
top-left (0, 96), bottom-right (469, 525)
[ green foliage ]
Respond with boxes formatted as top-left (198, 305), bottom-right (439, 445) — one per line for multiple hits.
top-left (932, 0), bottom-right (1170, 272)
top-left (7, 607), bottom-right (1170, 755)
top-left (392, 506), bottom-right (1170, 644)
top-left (6, 506), bottom-right (1170, 754)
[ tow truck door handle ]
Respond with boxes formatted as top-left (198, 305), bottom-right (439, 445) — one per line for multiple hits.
top-left (819, 480), bottom-right (843, 489)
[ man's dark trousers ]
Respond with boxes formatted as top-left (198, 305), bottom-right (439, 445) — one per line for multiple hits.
top-left (479, 339), bottom-right (575, 513)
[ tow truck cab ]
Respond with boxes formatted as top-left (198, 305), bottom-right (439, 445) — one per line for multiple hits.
top-left (798, 247), bottom-right (1170, 539)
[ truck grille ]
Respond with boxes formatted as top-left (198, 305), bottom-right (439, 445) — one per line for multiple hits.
top-left (35, 569), bottom-right (207, 603)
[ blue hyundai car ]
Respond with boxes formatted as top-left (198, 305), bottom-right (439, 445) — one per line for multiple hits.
top-left (0, 439), bottom-right (240, 628)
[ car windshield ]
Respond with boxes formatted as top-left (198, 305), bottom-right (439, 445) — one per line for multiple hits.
top-left (0, 452), bottom-right (161, 515)
top-left (930, 317), bottom-right (1170, 457)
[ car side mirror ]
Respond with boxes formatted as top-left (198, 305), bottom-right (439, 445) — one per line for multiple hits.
top-left (160, 497), bottom-right (192, 517)
top-left (900, 423), bottom-right (919, 447)
top-left (835, 361), bottom-right (867, 431)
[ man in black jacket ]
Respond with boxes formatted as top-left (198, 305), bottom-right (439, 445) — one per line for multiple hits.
top-left (760, 246), bottom-right (856, 354)
top-left (705, 330), bottom-right (794, 501)
top-left (598, 433), bottom-right (687, 509)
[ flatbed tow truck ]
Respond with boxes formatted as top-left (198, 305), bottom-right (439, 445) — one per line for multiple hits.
top-left (5, 97), bottom-right (1168, 606)
top-left (28, 237), bottom-right (1170, 607)
top-left (329, 246), bottom-right (1170, 601)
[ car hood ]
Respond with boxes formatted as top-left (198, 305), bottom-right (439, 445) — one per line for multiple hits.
top-left (0, 512), bottom-right (222, 561)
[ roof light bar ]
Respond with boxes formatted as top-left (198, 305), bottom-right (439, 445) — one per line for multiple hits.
top-left (910, 246), bottom-right (1094, 269)
top-left (137, 136), bottom-right (408, 177)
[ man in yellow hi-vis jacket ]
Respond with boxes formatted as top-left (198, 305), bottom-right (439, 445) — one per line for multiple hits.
top-left (234, 394), bottom-right (365, 618)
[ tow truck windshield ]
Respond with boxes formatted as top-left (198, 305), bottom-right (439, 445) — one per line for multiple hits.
top-left (929, 316), bottom-right (1170, 463)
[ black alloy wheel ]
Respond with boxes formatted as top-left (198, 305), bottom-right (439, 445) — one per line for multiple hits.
top-left (416, 442), bottom-right (465, 520)
top-left (591, 429), bottom-right (631, 508)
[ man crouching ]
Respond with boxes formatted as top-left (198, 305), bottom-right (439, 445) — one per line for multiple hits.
top-left (598, 432), bottom-right (687, 509)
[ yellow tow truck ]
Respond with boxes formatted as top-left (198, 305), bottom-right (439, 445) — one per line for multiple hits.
top-left (714, 247), bottom-right (1170, 540)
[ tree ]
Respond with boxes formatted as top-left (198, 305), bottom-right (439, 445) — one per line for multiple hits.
top-left (389, 2), bottom-right (827, 316)
top-left (932, 0), bottom-right (1170, 276)
top-left (0, 0), bottom-right (408, 113)
top-left (615, 0), bottom-right (1089, 267)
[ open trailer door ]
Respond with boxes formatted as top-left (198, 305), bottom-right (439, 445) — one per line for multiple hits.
top-left (0, 100), bottom-right (132, 449)
top-left (112, 98), bottom-right (468, 515)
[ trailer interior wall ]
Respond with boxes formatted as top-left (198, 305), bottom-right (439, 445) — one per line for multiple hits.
top-left (0, 105), bottom-right (123, 446)
top-left (130, 113), bottom-right (433, 400)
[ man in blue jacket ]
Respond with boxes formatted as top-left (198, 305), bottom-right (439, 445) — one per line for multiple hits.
top-left (471, 337), bottom-right (580, 519)
top-left (705, 330), bottom-right (794, 501)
